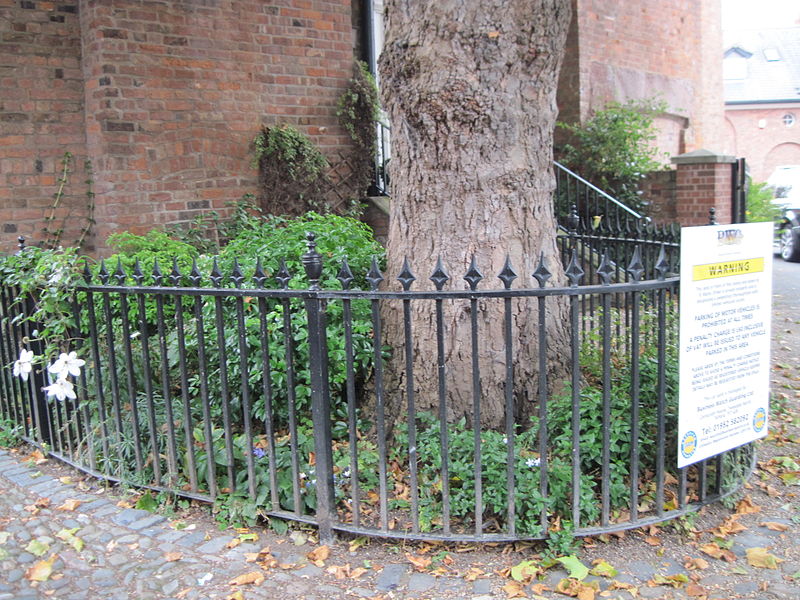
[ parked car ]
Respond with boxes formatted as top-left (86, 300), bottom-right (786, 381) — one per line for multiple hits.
top-left (775, 204), bottom-right (800, 262)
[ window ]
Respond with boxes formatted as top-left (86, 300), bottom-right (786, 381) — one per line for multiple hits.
top-left (783, 114), bottom-right (796, 127)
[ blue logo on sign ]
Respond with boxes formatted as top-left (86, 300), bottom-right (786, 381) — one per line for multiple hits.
top-left (681, 431), bottom-right (698, 459)
top-left (753, 407), bottom-right (766, 433)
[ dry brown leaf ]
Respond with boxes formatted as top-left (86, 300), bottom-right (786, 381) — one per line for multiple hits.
top-left (350, 567), bottom-right (368, 580)
top-left (164, 552), bottom-right (182, 562)
top-left (735, 495), bottom-right (761, 515)
top-left (405, 552), bottom-right (432, 571)
top-left (58, 477), bottom-right (73, 485)
top-left (686, 583), bottom-right (707, 598)
top-left (57, 499), bottom-right (82, 511)
top-left (644, 536), bottom-right (662, 546)
top-left (227, 538), bottom-right (242, 549)
top-left (307, 545), bottom-right (330, 566)
top-left (760, 521), bottom-right (789, 532)
top-left (326, 564), bottom-right (350, 579)
top-left (229, 571), bottom-right (265, 586)
top-left (225, 592), bottom-right (245, 600)
top-left (683, 556), bottom-right (710, 570)
top-left (699, 543), bottom-right (736, 562)
top-left (175, 588), bottom-right (191, 599)
top-left (530, 583), bottom-right (550, 594)
top-left (25, 555), bottom-right (56, 582)
top-left (464, 567), bottom-right (484, 582)
top-left (502, 580), bottom-right (527, 598)
top-left (746, 547), bottom-right (783, 569)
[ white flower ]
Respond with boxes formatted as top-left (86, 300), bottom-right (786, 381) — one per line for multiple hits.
top-left (13, 349), bottom-right (35, 381)
top-left (48, 351), bottom-right (85, 379)
top-left (43, 377), bottom-right (76, 402)
top-left (525, 457), bottom-right (541, 468)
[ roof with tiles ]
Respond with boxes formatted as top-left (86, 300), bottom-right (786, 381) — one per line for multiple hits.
top-left (723, 28), bottom-right (800, 104)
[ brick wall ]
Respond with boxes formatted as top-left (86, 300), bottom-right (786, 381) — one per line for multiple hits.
top-left (1, 0), bottom-right (357, 254)
top-left (672, 153), bottom-right (734, 226)
top-left (0, 0), bottom-right (87, 251)
top-left (639, 169), bottom-right (677, 224)
top-left (557, 0), bottom-right (724, 159)
top-left (722, 106), bottom-right (800, 182)
top-left (79, 0), bottom-right (356, 252)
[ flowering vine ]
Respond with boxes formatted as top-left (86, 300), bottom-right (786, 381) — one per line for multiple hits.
top-left (12, 347), bottom-right (85, 402)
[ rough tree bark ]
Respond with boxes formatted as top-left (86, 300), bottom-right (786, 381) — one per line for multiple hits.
top-left (378, 0), bottom-right (573, 429)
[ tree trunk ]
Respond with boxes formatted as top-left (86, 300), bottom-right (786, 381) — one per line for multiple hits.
top-left (378, 0), bottom-right (573, 429)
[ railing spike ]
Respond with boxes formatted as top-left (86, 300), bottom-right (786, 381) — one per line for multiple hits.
top-left (565, 249), bottom-right (585, 287)
top-left (82, 261), bottom-right (93, 284)
top-left (655, 244), bottom-right (670, 280)
top-left (114, 258), bottom-right (127, 285)
top-left (230, 258), bottom-right (244, 288)
top-left (596, 251), bottom-right (615, 285)
top-left (532, 252), bottom-right (552, 288)
top-left (132, 259), bottom-right (144, 284)
top-left (169, 257), bottom-right (182, 286)
top-left (98, 259), bottom-right (109, 285)
top-left (463, 255), bottom-right (483, 291)
top-left (189, 258), bottom-right (203, 287)
top-left (497, 255), bottom-right (517, 290)
top-left (275, 259), bottom-right (291, 289)
top-left (397, 257), bottom-right (416, 291)
top-left (209, 257), bottom-right (223, 288)
top-left (429, 256), bottom-right (449, 291)
top-left (152, 258), bottom-right (163, 286)
top-left (253, 258), bottom-right (268, 289)
top-left (366, 256), bottom-right (384, 291)
top-left (336, 258), bottom-right (354, 290)
top-left (301, 231), bottom-right (323, 291)
top-left (627, 246), bottom-right (645, 283)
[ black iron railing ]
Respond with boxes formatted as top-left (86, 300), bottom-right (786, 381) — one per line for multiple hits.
top-left (0, 231), bottom-right (752, 543)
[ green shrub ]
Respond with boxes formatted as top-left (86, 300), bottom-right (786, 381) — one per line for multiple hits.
top-left (745, 181), bottom-right (781, 223)
top-left (557, 98), bottom-right (669, 213)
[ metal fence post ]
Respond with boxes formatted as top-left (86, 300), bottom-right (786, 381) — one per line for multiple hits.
top-left (302, 232), bottom-right (335, 543)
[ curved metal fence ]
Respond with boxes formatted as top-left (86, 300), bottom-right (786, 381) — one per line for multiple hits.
top-left (0, 231), bottom-right (753, 543)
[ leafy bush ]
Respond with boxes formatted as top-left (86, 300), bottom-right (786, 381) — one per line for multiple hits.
top-left (557, 98), bottom-right (669, 213)
top-left (745, 180), bottom-right (781, 223)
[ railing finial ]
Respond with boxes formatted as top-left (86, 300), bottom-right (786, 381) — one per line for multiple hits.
top-left (302, 231), bottom-right (323, 290)
top-left (708, 207), bottom-right (717, 225)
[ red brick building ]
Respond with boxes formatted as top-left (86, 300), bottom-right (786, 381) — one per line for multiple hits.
top-left (720, 28), bottom-right (800, 184)
top-left (1, 0), bottom-right (360, 253)
top-left (1, 0), bottom-right (733, 254)
top-left (556, 0), bottom-right (725, 163)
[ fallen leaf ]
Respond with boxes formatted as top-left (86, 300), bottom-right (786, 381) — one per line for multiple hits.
top-left (502, 580), bottom-right (527, 598)
top-left (683, 556), bottom-right (710, 570)
top-left (327, 564), bottom-right (350, 579)
top-left (25, 555), bottom-right (56, 582)
top-left (405, 552), bottom-right (432, 572)
top-left (290, 531), bottom-right (308, 546)
top-left (644, 536), bottom-right (662, 546)
top-left (225, 592), bottom-right (245, 600)
top-left (686, 583), bottom-right (707, 597)
top-left (699, 542), bottom-right (736, 562)
top-left (227, 538), bottom-right (242, 549)
top-left (229, 571), bottom-right (265, 586)
top-left (557, 555), bottom-right (589, 580)
top-left (650, 573), bottom-right (689, 588)
top-left (55, 528), bottom-right (84, 552)
top-left (736, 495), bottom-right (761, 515)
top-left (348, 536), bottom-right (368, 552)
top-left (464, 567), bottom-right (485, 582)
top-left (590, 559), bottom-right (618, 578)
top-left (557, 577), bottom-right (599, 599)
top-left (510, 559), bottom-right (541, 583)
top-left (164, 552), bottom-right (182, 562)
top-left (25, 539), bottom-right (50, 557)
top-left (57, 498), bottom-right (82, 511)
top-left (746, 547), bottom-right (783, 569)
top-left (350, 567), bottom-right (368, 579)
top-left (760, 521), bottom-right (789, 532)
top-left (307, 545), bottom-right (330, 567)
top-left (58, 477), bottom-right (73, 485)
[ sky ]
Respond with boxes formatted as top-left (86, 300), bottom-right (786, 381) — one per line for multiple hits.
top-left (722, 0), bottom-right (800, 30)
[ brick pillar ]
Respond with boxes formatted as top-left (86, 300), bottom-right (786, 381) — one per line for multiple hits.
top-left (671, 149), bottom-right (736, 226)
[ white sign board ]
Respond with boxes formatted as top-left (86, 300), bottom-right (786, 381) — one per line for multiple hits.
top-left (678, 222), bottom-right (773, 468)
